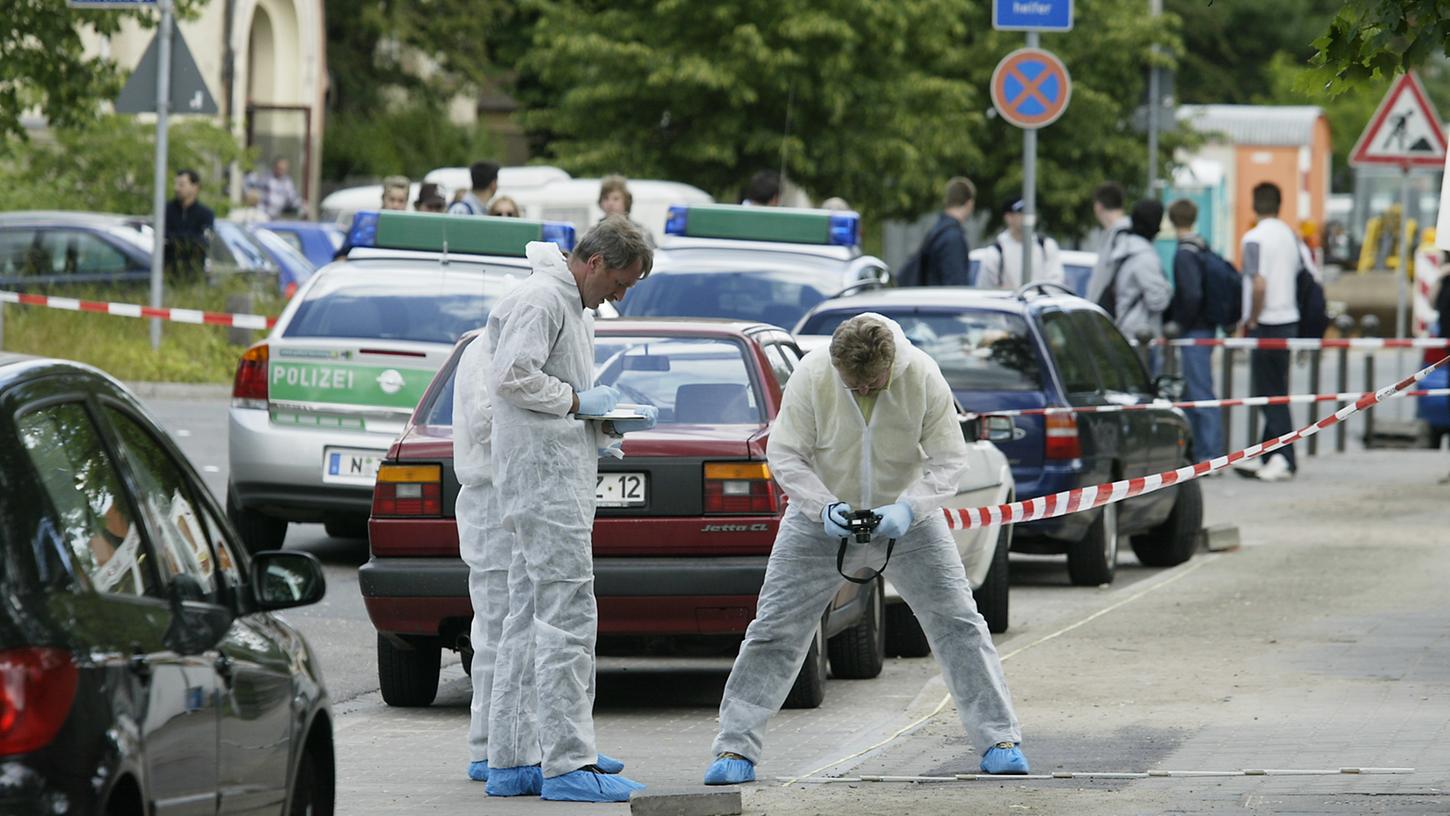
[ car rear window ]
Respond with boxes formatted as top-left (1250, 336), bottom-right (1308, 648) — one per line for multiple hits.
top-left (618, 269), bottom-right (832, 330)
top-left (798, 309), bottom-right (1042, 392)
top-left (285, 290), bottom-right (497, 345)
top-left (594, 336), bottom-right (763, 424)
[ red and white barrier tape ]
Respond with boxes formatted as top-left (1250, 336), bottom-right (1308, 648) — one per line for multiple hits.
top-left (942, 354), bottom-right (1450, 531)
top-left (0, 289), bottom-right (277, 330)
top-left (1159, 336), bottom-right (1449, 350)
top-left (964, 387), bottom-right (1450, 419)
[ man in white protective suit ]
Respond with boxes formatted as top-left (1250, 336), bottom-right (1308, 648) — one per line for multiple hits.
top-left (704, 313), bottom-right (1029, 785)
top-left (485, 216), bottom-right (656, 803)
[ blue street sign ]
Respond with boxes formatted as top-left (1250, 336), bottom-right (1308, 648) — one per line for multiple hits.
top-left (993, 0), bottom-right (1073, 32)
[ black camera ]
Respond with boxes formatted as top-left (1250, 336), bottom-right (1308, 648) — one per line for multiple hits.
top-left (842, 508), bottom-right (881, 545)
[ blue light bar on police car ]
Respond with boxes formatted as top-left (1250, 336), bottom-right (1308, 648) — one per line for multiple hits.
top-left (345, 210), bottom-right (576, 257)
top-left (664, 204), bottom-right (861, 247)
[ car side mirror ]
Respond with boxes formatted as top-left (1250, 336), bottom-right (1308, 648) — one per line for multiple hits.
top-left (1154, 374), bottom-right (1185, 401)
top-left (251, 551), bottom-right (327, 611)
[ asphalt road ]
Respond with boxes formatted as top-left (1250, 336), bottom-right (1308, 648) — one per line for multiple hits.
top-left (142, 389), bottom-right (1450, 815)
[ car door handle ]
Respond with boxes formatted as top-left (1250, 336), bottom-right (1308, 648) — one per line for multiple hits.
top-left (214, 654), bottom-right (234, 682)
top-left (128, 652), bottom-right (152, 681)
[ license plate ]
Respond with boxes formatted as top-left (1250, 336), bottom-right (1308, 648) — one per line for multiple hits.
top-left (322, 447), bottom-right (386, 485)
top-left (596, 472), bottom-right (647, 507)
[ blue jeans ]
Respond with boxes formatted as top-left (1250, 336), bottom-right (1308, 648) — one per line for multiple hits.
top-left (1182, 328), bottom-right (1224, 460)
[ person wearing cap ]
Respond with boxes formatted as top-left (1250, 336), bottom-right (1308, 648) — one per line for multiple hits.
top-left (976, 198), bottom-right (1063, 290)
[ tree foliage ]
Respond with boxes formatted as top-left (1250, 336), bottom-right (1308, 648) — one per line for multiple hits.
top-left (0, 0), bottom-right (199, 145)
top-left (1308, 0), bottom-right (1450, 96)
top-left (1170, 0), bottom-right (1338, 106)
top-left (0, 115), bottom-right (250, 214)
top-left (518, 0), bottom-right (983, 220)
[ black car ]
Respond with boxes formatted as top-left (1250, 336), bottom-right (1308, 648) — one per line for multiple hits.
top-left (0, 354), bottom-right (334, 815)
top-left (797, 283), bottom-right (1203, 586)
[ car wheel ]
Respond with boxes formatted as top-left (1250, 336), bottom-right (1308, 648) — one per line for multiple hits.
top-left (286, 742), bottom-right (335, 816)
top-left (323, 517), bottom-right (368, 541)
top-left (783, 619), bottom-right (827, 709)
top-left (827, 579), bottom-right (885, 679)
top-left (377, 634), bottom-right (440, 707)
top-left (975, 525), bottom-right (1012, 634)
top-left (884, 602), bottom-right (931, 658)
top-left (227, 486), bottom-right (288, 555)
top-left (1130, 479), bottom-right (1203, 568)
top-left (1068, 499), bottom-right (1118, 586)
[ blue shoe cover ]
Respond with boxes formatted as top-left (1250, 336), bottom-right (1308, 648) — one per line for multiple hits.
top-left (486, 765), bottom-right (543, 797)
top-left (980, 744), bottom-right (1030, 775)
top-left (467, 760), bottom-right (488, 782)
top-left (596, 753), bottom-right (625, 774)
top-left (540, 769), bottom-right (646, 802)
top-left (704, 755), bottom-right (756, 785)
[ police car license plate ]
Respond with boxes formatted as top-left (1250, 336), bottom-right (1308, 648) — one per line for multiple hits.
top-left (322, 447), bottom-right (386, 486)
top-left (596, 472), bottom-right (646, 507)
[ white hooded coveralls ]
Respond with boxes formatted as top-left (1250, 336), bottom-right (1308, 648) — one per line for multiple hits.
top-left (711, 315), bottom-right (1021, 764)
top-left (452, 333), bottom-right (536, 765)
top-left (487, 242), bottom-right (600, 777)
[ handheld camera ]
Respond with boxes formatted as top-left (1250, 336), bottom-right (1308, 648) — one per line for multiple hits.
top-left (842, 508), bottom-right (881, 545)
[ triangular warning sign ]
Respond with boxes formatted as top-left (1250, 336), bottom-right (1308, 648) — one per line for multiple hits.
top-left (1351, 72), bottom-right (1446, 168)
top-left (115, 23), bottom-right (219, 116)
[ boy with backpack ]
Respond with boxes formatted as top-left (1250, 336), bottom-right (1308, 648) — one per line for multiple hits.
top-left (1167, 198), bottom-right (1235, 462)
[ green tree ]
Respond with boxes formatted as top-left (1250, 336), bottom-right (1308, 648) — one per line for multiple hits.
top-left (1308, 0), bottom-right (1450, 95)
top-left (0, 0), bottom-right (200, 145)
top-left (518, 0), bottom-right (983, 220)
top-left (1170, 0), bottom-right (1339, 105)
top-left (0, 115), bottom-right (250, 214)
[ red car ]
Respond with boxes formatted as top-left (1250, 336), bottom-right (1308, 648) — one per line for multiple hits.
top-left (359, 319), bottom-right (882, 709)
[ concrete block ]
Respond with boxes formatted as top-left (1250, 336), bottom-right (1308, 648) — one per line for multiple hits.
top-left (1202, 524), bottom-right (1240, 552)
top-left (630, 786), bottom-right (742, 816)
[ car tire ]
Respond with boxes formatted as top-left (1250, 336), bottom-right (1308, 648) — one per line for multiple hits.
top-left (286, 741), bottom-right (335, 816)
top-left (1068, 499), bottom-right (1118, 586)
top-left (377, 634), bottom-right (440, 707)
top-left (783, 619), bottom-right (827, 709)
top-left (975, 525), bottom-right (1012, 634)
top-left (227, 487), bottom-right (288, 555)
top-left (827, 579), bottom-right (885, 679)
top-left (323, 517), bottom-right (368, 541)
top-left (884, 602), bottom-right (931, 658)
top-left (1130, 479), bottom-right (1203, 568)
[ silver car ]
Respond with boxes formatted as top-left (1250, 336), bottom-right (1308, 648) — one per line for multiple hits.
top-left (226, 253), bottom-right (529, 552)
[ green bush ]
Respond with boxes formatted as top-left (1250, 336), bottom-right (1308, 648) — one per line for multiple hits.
top-left (0, 278), bottom-right (283, 383)
top-left (322, 100), bottom-right (497, 182)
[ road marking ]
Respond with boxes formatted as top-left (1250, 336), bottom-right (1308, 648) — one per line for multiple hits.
top-left (779, 556), bottom-right (1221, 786)
top-left (203, 465), bottom-right (220, 473)
top-left (176, 429), bottom-right (192, 437)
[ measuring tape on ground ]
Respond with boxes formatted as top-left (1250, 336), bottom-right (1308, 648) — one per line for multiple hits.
top-left (777, 767), bottom-right (1413, 784)
top-left (0, 289), bottom-right (277, 330)
top-left (943, 354), bottom-right (1450, 531)
top-left (962, 387), bottom-right (1450, 419)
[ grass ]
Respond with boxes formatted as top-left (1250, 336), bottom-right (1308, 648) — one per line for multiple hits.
top-left (0, 278), bottom-right (286, 383)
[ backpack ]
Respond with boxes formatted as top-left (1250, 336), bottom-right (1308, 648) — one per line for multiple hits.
top-left (1183, 242), bottom-right (1243, 329)
top-left (987, 236), bottom-right (1046, 287)
top-left (896, 221), bottom-right (950, 287)
top-left (1295, 258), bottom-right (1329, 338)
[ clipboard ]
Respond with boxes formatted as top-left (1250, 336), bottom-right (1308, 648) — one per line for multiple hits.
top-left (576, 402), bottom-right (651, 422)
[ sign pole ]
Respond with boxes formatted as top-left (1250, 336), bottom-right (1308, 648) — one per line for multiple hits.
top-left (1397, 165), bottom-right (1411, 339)
top-left (1021, 30), bottom-right (1039, 285)
top-left (149, 0), bottom-right (173, 351)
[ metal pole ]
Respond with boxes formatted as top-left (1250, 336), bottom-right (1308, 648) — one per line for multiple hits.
top-left (1146, 0), bottom-right (1162, 194)
top-left (1363, 353), bottom-right (1376, 447)
top-left (1219, 347), bottom-right (1234, 452)
top-left (1021, 30), bottom-right (1039, 285)
top-left (1307, 349), bottom-right (1321, 455)
top-left (149, 0), bottom-right (173, 351)
top-left (1336, 346), bottom-right (1348, 453)
top-left (1396, 166), bottom-right (1410, 340)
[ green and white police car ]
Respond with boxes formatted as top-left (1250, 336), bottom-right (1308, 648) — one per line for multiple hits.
top-left (226, 210), bottom-right (575, 552)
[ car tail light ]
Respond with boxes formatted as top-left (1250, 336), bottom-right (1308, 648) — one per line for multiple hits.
top-left (373, 464), bottom-right (443, 517)
top-left (0, 647), bottom-right (78, 756)
top-left (232, 342), bottom-right (269, 409)
top-left (704, 462), bottom-right (779, 514)
top-left (1044, 414), bottom-right (1082, 460)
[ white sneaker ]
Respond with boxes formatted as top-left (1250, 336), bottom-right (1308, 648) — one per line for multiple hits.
top-left (1255, 454), bottom-right (1294, 482)
top-left (1232, 458), bottom-right (1263, 479)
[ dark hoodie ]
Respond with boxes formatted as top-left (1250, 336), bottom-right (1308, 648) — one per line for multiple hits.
top-left (1169, 233), bottom-right (1214, 332)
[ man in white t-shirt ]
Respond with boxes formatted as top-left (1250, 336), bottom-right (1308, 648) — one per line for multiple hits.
top-left (1234, 182), bottom-right (1300, 482)
top-left (976, 198), bottom-right (1064, 289)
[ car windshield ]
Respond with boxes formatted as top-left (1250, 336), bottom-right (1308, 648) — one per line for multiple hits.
top-left (284, 271), bottom-right (517, 345)
top-left (593, 335), bottom-right (763, 425)
top-left (618, 267), bottom-right (834, 329)
top-left (799, 309), bottom-right (1042, 391)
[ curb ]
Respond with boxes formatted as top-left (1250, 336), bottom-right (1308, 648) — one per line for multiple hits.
top-left (124, 381), bottom-right (233, 400)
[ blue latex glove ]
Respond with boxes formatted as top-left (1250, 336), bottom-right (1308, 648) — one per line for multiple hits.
top-left (822, 502), bottom-right (853, 538)
top-left (609, 405), bottom-right (658, 433)
top-left (871, 501), bottom-right (913, 539)
top-left (576, 385), bottom-right (622, 416)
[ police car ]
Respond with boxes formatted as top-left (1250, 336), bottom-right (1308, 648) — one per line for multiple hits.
top-left (226, 210), bottom-right (575, 553)
top-left (617, 204), bottom-right (888, 330)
